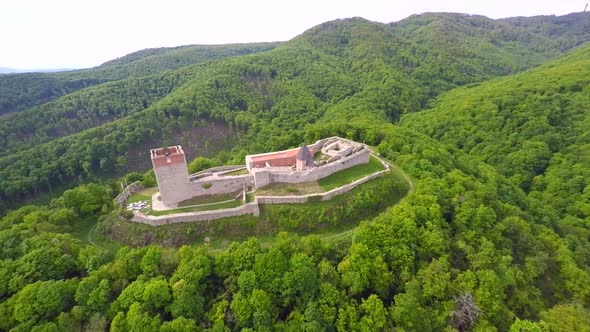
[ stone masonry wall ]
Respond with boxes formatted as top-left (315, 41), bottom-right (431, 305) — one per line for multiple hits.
top-left (115, 181), bottom-right (144, 206)
top-left (190, 175), bottom-right (254, 197)
top-left (132, 202), bottom-right (260, 226)
top-left (256, 196), bottom-right (309, 204)
top-left (253, 170), bottom-right (271, 189)
top-left (190, 165), bottom-right (244, 178)
top-left (320, 170), bottom-right (385, 201)
top-left (155, 162), bottom-right (193, 206)
top-left (130, 139), bottom-right (392, 226)
top-left (268, 148), bottom-right (370, 185)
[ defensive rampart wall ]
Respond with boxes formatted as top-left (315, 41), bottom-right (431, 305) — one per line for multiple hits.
top-left (253, 148), bottom-right (370, 187)
top-left (190, 175), bottom-right (254, 197)
top-left (130, 154), bottom-right (388, 226)
top-left (132, 202), bottom-right (260, 226)
top-left (115, 181), bottom-right (144, 206)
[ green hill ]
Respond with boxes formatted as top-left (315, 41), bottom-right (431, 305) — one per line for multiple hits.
top-left (401, 42), bottom-right (590, 220)
top-left (1, 12), bottom-right (590, 207)
top-left (0, 43), bottom-right (279, 116)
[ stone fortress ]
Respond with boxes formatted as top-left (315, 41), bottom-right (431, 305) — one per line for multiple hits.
top-left (151, 137), bottom-right (370, 208)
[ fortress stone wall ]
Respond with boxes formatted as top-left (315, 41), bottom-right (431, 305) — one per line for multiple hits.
top-left (189, 165), bottom-right (245, 179)
top-left (126, 137), bottom-right (393, 225)
top-left (190, 175), bottom-right (254, 197)
top-left (253, 147), bottom-right (369, 187)
top-left (155, 162), bottom-right (192, 206)
top-left (151, 146), bottom-right (193, 206)
top-left (132, 202), bottom-right (260, 226)
top-left (130, 165), bottom-right (388, 226)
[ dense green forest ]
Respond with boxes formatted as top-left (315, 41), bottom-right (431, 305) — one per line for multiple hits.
top-left (0, 43), bottom-right (279, 116)
top-left (401, 42), bottom-right (590, 222)
top-left (1, 11), bottom-right (590, 331)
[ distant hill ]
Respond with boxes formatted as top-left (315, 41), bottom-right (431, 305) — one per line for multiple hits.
top-left (0, 67), bottom-right (30, 74)
top-left (0, 43), bottom-right (280, 115)
top-left (1, 12), bottom-right (589, 206)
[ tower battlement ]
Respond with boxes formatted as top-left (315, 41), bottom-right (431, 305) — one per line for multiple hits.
top-left (150, 146), bottom-right (186, 168)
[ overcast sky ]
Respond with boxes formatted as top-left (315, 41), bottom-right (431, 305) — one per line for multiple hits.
top-left (0, 0), bottom-right (586, 69)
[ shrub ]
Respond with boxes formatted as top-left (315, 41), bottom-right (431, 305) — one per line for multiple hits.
top-left (119, 209), bottom-right (134, 220)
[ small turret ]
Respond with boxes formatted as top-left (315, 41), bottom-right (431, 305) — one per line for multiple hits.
top-left (296, 143), bottom-right (315, 171)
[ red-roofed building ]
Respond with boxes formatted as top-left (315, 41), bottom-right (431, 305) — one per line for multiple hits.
top-left (246, 145), bottom-right (316, 171)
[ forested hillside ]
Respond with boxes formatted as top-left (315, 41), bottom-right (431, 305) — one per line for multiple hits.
top-left (0, 43), bottom-right (279, 115)
top-left (1, 121), bottom-right (589, 331)
top-left (401, 42), bottom-right (590, 222)
top-left (1, 12), bottom-right (589, 209)
top-left (1, 11), bottom-right (590, 331)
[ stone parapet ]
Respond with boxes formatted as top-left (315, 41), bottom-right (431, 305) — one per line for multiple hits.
top-left (190, 165), bottom-right (245, 178)
top-left (190, 175), bottom-right (254, 197)
top-left (131, 202), bottom-right (260, 226)
top-left (265, 148), bottom-right (370, 186)
top-left (115, 181), bottom-right (144, 206)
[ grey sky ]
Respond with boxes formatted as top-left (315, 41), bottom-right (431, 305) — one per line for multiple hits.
top-left (0, 0), bottom-right (586, 69)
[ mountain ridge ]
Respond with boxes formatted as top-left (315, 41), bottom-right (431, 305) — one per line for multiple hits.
top-left (0, 42), bottom-right (279, 116)
top-left (1, 11), bottom-right (589, 208)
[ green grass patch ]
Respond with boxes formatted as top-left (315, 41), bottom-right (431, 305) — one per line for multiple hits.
top-left (127, 192), bottom-right (151, 204)
top-left (318, 156), bottom-right (384, 190)
top-left (68, 217), bottom-right (122, 251)
top-left (178, 191), bottom-right (240, 207)
top-left (224, 168), bottom-right (249, 176)
top-left (148, 199), bottom-right (242, 216)
top-left (255, 181), bottom-right (324, 196)
top-left (139, 187), bottom-right (158, 195)
top-left (126, 187), bottom-right (157, 204)
top-left (246, 192), bottom-right (255, 203)
top-left (262, 168), bottom-right (408, 231)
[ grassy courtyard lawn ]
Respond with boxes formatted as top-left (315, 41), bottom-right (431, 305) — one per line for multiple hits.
top-left (255, 181), bottom-right (324, 196)
top-left (148, 199), bottom-right (242, 216)
top-left (178, 191), bottom-right (240, 207)
top-left (127, 187), bottom-right (157, 203)
top-left (318, 156), bottom-right (384, 190)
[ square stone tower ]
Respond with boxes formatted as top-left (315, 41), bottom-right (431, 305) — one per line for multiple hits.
top-left (150, 145), bottom-right (192, 206)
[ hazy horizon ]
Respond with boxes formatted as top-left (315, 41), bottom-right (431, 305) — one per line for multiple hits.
top-left (1, 0), bottom-right (587, 69)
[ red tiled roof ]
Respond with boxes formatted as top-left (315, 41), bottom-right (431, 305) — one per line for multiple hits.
top-left (152, 154), bottom-right (185, 168)
top-left (151, 146), bottom-right (185, 168)
top-left (250, 149), bottom-right (299, 163)
top-left (153, 146), bottom-right (179, 156)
